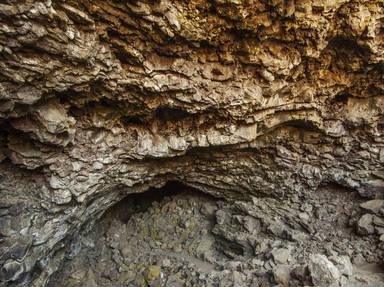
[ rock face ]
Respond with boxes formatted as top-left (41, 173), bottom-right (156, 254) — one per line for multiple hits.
top-left (0, 0), bottom-right (383, 286)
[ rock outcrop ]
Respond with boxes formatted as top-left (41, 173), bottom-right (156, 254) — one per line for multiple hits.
top-left (0, 0), bottom-right (383, 286)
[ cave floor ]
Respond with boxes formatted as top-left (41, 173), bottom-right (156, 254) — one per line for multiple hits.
top-left (47, 185), bottom-right (384, 287)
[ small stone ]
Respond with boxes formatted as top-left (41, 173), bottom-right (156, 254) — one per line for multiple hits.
top-left (251, 258), bottom-right (264, 267)
top-left (215, 210), bottom-right (226, 225)
top-left (375, 226), bottom-right (384, 235)
top-left (357, 214), bottom-right (375, 235)
top-left (291, 265), bottom-right (309, 282)
top-left (162, 259), bottom-right (171, 268)
top-left (373, 215), bottom-right (384, 227)
top-left (379, 148), bottom-right (384, 163)
top-left (352, 253), bottom-right (366, 265)
top-left (260, 69), bottom-right (275, 82)
top-left (271, 248), bottom-right (291, 265)
top-left (144, 265), bottom-right (161, 286)
top-left (329, 256), bottom-right (353, 277)
top-left (52, 189), bottom-right (72, 205)
top-left (298, 212), bottom-right (310, 221)
top-left (380, 234), bottom-right (384, 242)
top-left (0, 260), bottom-right (23, 282)
top-left (165, 275), bottom-right (184, 287)
top-left (309, 254), bottom-right (341, 287)
top-left (290, 230), bottom-right (308, 242)
top-left (243, 216), bottom-right (260, 233)
top-left (273, 265), bottom-right (290, 287)
top-left (360, 200), bottom-right (384, 214)
top-left (268, 223), bottom-right (286, 237)
top-left (200, 202), bottom-right (217, 215)
top-left (172, 244), bottom-right (182, 253)
top-left (92, 161), bottom-right (103, 170)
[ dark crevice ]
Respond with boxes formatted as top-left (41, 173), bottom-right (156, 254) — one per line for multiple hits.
top-left (328, 37), bottom-right (369, 57)
top-left (284, 119), bottom-right (321, 132)
top-left (154, 107), bottom-right (191, 122)
top-left (333, 92), bottom-right (351, 103)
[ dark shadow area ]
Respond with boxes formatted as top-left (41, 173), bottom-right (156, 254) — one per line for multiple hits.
top-left (154, 107), bottom-right (191, 122)
top-left (333, 92), bottom-right (351, 103)
top-left (284, 119), bottom-right (321, 132)
top-left (328, 37), bottom-right (369, 58)
top-left (107, 181), bottom-right (217, 223)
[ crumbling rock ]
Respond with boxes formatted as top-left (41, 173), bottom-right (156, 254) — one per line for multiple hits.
top-left (0, 0), bottom-right (383, 286)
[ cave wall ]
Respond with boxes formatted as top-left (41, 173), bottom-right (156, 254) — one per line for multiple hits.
top-left (0, 0), bottom-right (383, 285)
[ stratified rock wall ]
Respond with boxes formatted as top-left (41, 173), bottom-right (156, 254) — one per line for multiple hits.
top-left (0, 0), bottom-right (383, 285)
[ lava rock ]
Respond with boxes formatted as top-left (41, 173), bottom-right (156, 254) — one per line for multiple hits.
top-left (144, 265), bottom-right (162, 286)
top-left (357, 214), bottom-right (375, 235)
top-left (329, 255), bottom-right (353, 277)
top-left (271, 248), bottom-right (291, 265)
top-left (308, 254), bottom-right (341, 287)
top-left (360, 200), bottom-right (384, 214)
top-left (273, 265), bottom-right (291, 287)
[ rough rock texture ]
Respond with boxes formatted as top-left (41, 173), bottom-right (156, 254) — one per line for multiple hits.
top-left (0, 0), bottom-right (383, 286)
top-left (46, 184), bottom-right (384, 287)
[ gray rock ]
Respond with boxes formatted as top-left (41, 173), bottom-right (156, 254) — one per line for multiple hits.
top-left (273, 265), bottom-right (291, 287)
top-left (360, 200), bottom-right (384, 214)
top-left (357, 214), bottom-right (375, 235)
top-left (309, 254), bottom-right (341, 287)
top-left (216, 210), bottom-right (227, 225)
top-left (330, 255), bottom-right (353, 277)
top-left (352, 253), bottom-right (366, 265)
top-left (271, 248), bottom-right (291, 265)
top-left (373, 215), bottom-right (384, 227)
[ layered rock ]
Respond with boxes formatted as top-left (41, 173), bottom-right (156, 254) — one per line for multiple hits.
top-left (0, 0), bottom-right (383, 286)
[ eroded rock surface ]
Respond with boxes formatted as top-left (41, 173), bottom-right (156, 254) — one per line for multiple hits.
top-left (0, 0), bottom-right (383, 286)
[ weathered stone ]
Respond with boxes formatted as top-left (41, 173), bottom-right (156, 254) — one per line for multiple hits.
top-left (144, 265), bottom-right (162, 286)
top-left (273, 265), bottom-right (291, 287)
top-left (309, 254), bottom-right (341, 287)
top-left (329, 256), bottom-right (353, 277)
top-left (360, 200), bottom-right (384, 214)
top-left (271, 248), bottom-right (291, 265)
top-left (357, 214), bottom-right (375, 235)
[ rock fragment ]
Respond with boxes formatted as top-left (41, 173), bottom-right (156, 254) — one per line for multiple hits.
top-left (357, 214), bottom-right (375, 235)
top-left (308, 254), bottom-right (341, 287)
top-left (329, 255), bottom-right (353, 277)
top-left (360, 200), bottom-right (384, 214)
top-left (271, 248), bottom-right (291, 265)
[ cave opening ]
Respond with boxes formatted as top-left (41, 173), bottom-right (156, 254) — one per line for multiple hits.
top-left (46, 179), bottom-right (384, 287)
top-left (107, 180), bottom-right (218, 223)
top-left (47, 180), bottom-right (224, 287)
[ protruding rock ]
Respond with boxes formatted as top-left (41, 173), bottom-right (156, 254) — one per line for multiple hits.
top-left (360, 200), bottom-right (384, 214)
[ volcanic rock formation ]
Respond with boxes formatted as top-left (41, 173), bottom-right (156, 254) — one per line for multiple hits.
top-left (0, 0), bottom-right (383, 286)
